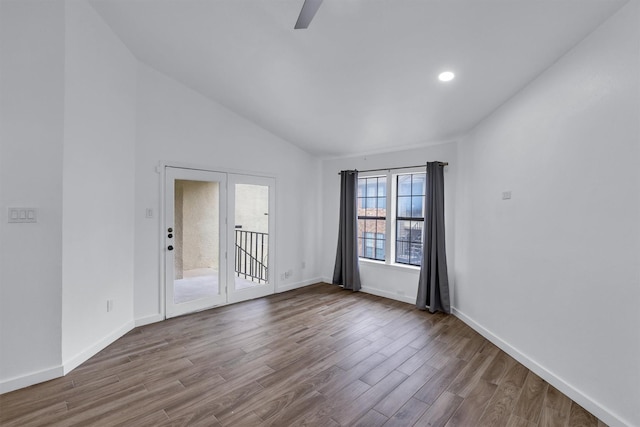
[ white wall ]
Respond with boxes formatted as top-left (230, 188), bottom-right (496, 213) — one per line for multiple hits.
top-left (134, 64), bottom-right (322, 323)
top-left (455, 2), bottom-right (640, 426)
top-left (0, 0), bottom-right (65, 391)
top-left (320, 142), bottom-right (457, 304)
top-left (60, 0), bottom-right (137, 370)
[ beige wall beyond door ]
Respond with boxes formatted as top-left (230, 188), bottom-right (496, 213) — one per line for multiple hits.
top-left (174, 180), bottom-right (219, 279)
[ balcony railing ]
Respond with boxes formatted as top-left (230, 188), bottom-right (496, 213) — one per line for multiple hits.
top-left (235, 229), bottom-right (268, 284)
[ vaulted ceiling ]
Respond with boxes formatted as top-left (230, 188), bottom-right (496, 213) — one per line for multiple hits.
top-left (90, 0), bottom-right (627, 157)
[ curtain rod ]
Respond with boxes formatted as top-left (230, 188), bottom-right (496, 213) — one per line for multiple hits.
top-left (338, 162), bottom-right (448, 175)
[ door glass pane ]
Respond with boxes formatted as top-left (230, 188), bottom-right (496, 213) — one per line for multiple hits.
top-left (234, 184), bottom-right (269, 288)
top-left (173, 179), bottom-right (220, 304)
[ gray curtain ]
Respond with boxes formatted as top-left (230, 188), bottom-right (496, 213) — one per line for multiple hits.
top-left (332, 170), bottom-right (361, 291)
top-left (416, 162), bottom-right (450, 313)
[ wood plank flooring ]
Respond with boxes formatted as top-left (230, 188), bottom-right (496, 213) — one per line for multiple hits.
top-left (0, 283), bottom-right (608, 426)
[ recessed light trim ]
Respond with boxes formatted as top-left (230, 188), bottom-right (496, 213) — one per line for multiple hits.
top-left (438, 71), bottom-right (455, 82)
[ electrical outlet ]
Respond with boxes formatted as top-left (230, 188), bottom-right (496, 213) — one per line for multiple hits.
top-left (301, 261), bottom-right (306, 269)
top-left (107, 300), bottom-right (114, 312)
top-left (502, 191), bottom-right (512, 200)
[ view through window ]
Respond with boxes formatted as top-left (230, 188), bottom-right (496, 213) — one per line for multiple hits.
top-left (357, 172), bottom-right (426, 267)
top-left (395, 173), bottom-right (426, 266)
top-left (357, 176), bottom-right (386, 261)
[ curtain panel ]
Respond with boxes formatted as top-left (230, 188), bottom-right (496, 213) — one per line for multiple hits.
top-left (332, 170), bottom-right (361, 291)
top-left (416, 162), bottom-right (450, 313)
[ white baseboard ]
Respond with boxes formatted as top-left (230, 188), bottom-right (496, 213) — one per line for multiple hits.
top-left (0, 365), bottom-right (64, 394)
top-left (135, 313), bottom-right (164, 327)
top-left (62, 320), bottom-right (135, 374)
top-left (1, 320), bottom-right (136, 394)
top-left (451, 307), bottom-right (630, 427)
top-left (276, 277), bottom-right (322, 293)
top-left (361, 285), bottom-right (415, 305)
top-left (317, 279), bottom-right (416, 305)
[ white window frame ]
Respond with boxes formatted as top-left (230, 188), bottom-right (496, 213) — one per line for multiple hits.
top-left (357, 167), bottom-right (426, 270)
top-left (356, 175), bottom-right (388, 262)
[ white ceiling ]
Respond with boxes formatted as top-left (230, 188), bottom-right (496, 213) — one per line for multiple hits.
top-left (90, 0), bottom-right (626, 157)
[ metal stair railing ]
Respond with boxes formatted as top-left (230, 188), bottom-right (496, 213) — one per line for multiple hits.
top-left (235, 229), bottom-right (268, 284)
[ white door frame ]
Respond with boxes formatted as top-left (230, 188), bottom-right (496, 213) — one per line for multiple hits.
top-left (227, 174), bottom-right (276, 304)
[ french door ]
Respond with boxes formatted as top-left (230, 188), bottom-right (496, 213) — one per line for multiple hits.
top-left (227, 174), bottom-right (275, 304)
top-left (165, 167), bottom-right (275, 318)
top-left (165, 167), bottom-right (228, 318)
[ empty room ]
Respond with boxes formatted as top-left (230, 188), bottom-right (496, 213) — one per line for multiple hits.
top-left (1, 0), bottom-right (638, 426)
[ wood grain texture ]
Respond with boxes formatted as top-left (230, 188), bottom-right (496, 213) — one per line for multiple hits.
top-left (513, 371), bottom-right (549, 424)
top-left (383, 397), bottom-right (429, 427)
top-left (0, 283), bottom-right (608, 426)
top-left (540, 385), bottom-right (572, 427)
top-left (415, 391), bottom-right (464, 427)
top-left (568, 402), bottom-right (599, 427)
top-left (446, 379), bottom-right (498, 426)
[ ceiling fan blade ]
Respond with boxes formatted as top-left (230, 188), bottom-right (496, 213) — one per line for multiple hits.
top-left (294, 0), bottom-right (323, 29)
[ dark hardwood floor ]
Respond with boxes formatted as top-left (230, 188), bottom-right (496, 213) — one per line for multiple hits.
top-left (0, 283), bottom-right (607, 426)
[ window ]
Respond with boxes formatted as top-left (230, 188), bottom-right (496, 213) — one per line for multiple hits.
top-left (357, 172), bottom-right (426, 267)
top-left (357, 177), bottom-right (386, 261)
top-left (395, 173), bottom-right (425, 266)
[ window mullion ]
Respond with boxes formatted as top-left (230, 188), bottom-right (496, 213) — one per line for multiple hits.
top-left (386, 171), bottom-right (393, 265)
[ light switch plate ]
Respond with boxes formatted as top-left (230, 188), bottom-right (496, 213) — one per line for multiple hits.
top-left (8, 208), bottom-right (38, 223)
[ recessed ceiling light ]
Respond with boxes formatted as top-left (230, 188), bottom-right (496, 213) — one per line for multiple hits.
top-left (438, 71), bottom-right (455, 82)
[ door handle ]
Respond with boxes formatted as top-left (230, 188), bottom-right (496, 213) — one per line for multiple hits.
top-left (167, 245), bottom-right (174, 251)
